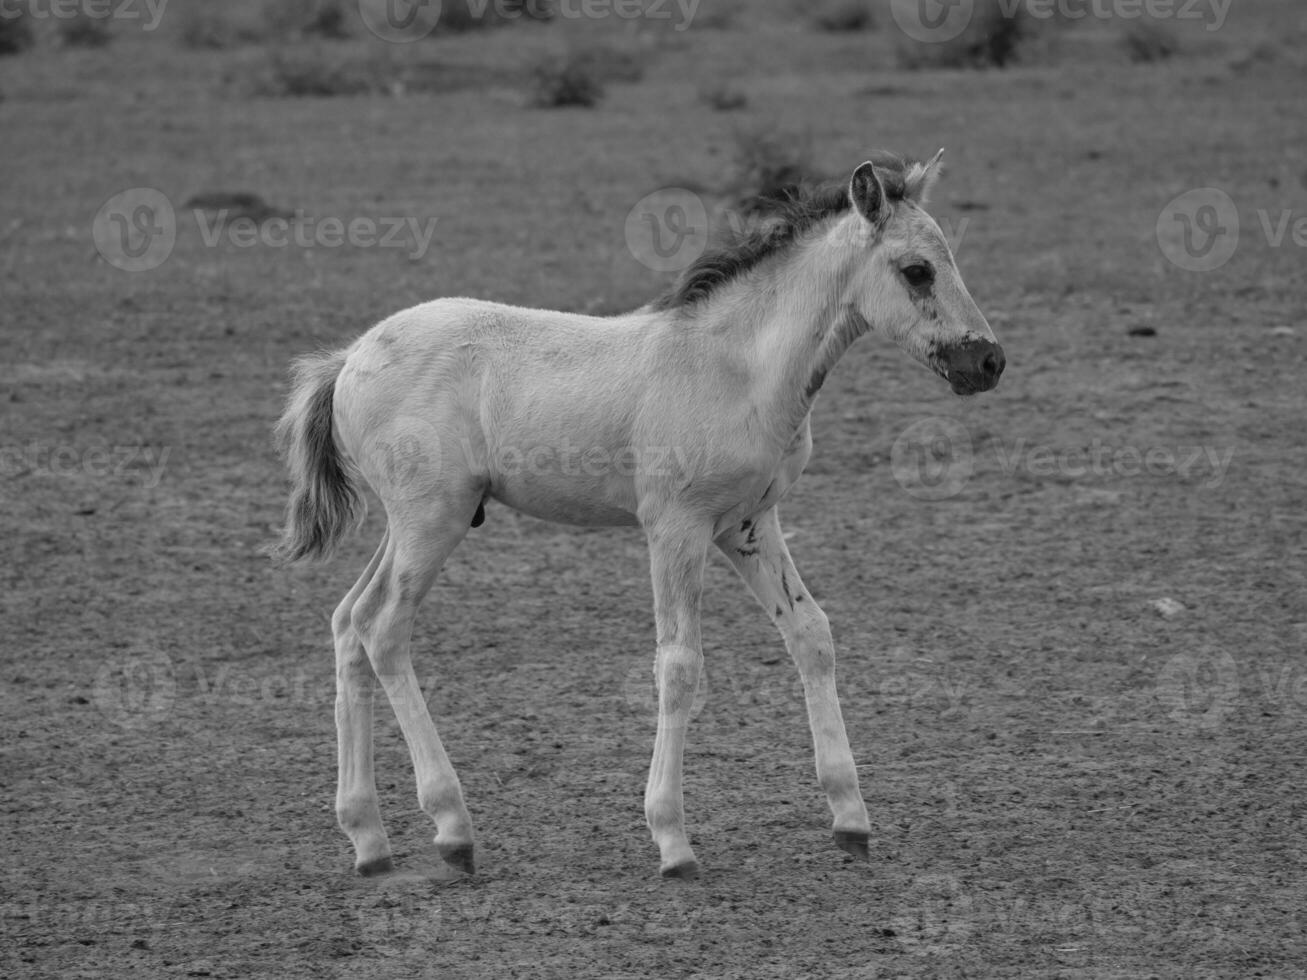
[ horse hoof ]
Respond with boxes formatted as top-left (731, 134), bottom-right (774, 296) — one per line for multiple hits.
top-left (436, 842), bottom-right (475, 875)
top-left (356, 855), bottom-right (394, 877)
top-left (833, 830), bottom-right (871, 862)
top-left (660, 858), bottom-right (701, 880)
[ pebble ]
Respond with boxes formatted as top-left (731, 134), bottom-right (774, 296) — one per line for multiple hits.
top-left (1150, 597), bottom-right (1186, 618)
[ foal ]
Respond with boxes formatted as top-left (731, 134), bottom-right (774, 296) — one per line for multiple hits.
top-left (274, 153), bottom-right (1005, 879)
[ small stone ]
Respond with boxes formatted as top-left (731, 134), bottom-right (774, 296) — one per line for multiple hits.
top-left (1150, 597), bottom-right (1185, 618)
top-left (1269, 326), bottom-right (1296, 337)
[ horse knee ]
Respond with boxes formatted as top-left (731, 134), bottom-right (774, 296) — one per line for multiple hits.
top-left (655, 642), bottom-right (702, 714)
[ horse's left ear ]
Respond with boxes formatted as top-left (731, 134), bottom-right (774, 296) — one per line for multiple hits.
top-left (849, 161), bottom-right (888, 230)
top-left (904, 148), bottom-right (945, 204)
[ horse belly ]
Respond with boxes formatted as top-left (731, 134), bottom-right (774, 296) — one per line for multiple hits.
top-left (489, 470), bottom-right (640, 528)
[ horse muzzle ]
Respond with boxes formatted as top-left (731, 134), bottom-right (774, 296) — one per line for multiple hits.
top-left (938, 338), bottom-right (1005, 396)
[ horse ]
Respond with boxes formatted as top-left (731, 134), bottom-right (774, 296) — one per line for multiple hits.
top-left (272, 151), bottom-right (1005, 879)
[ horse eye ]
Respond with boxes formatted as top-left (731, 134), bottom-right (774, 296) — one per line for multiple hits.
top-left (901, 263), bottom-right (934, 288)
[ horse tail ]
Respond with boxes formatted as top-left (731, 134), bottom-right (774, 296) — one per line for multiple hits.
top-left (269, 349), bottom-right (363, 564)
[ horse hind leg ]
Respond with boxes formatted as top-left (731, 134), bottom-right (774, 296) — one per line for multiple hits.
top-left (350, 494), bottom-right (481, 874)
top-left (332, 532), bottom-right (393, 875)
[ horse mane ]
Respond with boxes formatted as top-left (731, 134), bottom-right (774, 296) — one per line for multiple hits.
top-left (650, 151), bottom-right (917, 313)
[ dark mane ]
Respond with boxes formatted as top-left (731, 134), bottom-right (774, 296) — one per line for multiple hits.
top-left (651, 151), bottom-right (915, 313)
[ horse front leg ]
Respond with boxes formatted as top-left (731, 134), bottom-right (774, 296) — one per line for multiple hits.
top-left (715, 507), bottom-right (871, 861)
top-left (642, 515), bottom-right (711, 878)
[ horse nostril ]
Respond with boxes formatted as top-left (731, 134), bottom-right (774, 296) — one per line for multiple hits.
top-left (982, 351), bottom-right (999, 380)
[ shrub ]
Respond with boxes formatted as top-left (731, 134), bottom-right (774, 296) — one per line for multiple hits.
top-left (180, 7), bottom-right (263, 49)
top-left (726, 126), bottom-right (818, 213)
top-left (700, 82), bottom-right (748, 111)
top-left (0, 11), bottom-right (35, 56)
top-left (528, 53), bottom-right (603, 107)
top-left (812, 0), bottom-right (875, 33)
top-left (894, 0), bottom-right (1042, 69)
top-left (262, 0), bottom-right (352, 40)
top-left (1122, 20), bottom-right (1179, 63)
top-left (694, 1), bottom-right (740, 30)
top-left (249, 47), bottom-right (382, 97)
top-left (59, 15), bottom-right (113, 48)
top-left (436, 0), bottom-right (554, 32)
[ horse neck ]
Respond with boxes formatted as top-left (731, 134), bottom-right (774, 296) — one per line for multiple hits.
top-left (712, 226), bottom-right (868, 436)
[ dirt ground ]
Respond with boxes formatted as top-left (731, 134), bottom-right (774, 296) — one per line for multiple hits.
top-left (3, 2), bottom-right (1306, 978)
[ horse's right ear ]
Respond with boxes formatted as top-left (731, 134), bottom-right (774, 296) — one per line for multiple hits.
top-left (849, 161), bottom-right (888, 230)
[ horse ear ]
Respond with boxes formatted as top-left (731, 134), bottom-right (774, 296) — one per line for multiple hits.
top-left (849, 161), bottom-right (887, 229)
top-left (904, 148), bottom-right (945, 204)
